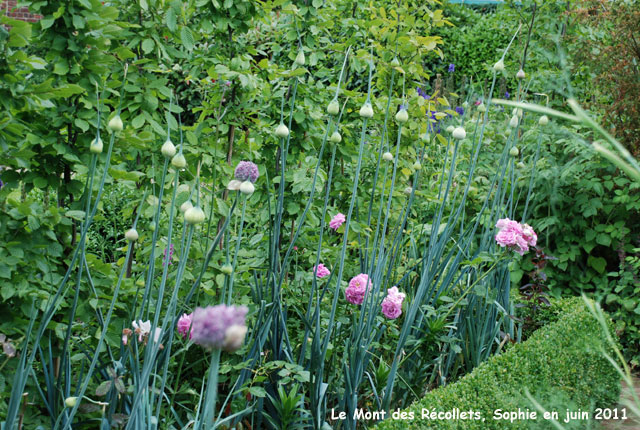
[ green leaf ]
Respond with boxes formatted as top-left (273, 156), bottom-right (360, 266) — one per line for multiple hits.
top-left (248, 386), bottom-right (267, 398)
top-left (181, 27), bottom-right (194, 51)
top-left (166, 8), bottom-right (176, 32)
top-left (587, 255), bottom-right (607, 274)
top-left (72, 15), bottom-right (85, 29)
top-left (141, 38), bottom-right (155, 54)
top-left (65, 210), bottom-right (86, 221)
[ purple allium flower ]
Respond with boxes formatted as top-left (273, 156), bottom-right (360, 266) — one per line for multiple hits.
top-left (345, 274), bottom-right (372, 305)
top-left (455, 106), bottom-right (465, 116)
top-left (448, 63), bottom-right (455, 73)
top-left (313, 263), bottom-right (330, 279)
top-left (329, 213), bottom-right (346, 231)
top-left (191, 304), bottom-right (248, 351)
top-left (381, 286), bottom-right (405, 319)
top-left (164, 243), bottom-right (175, 266)
top-left (177, 313), bottom-right (193, 339)
top-left (234, 161), bottom-right (259, 183)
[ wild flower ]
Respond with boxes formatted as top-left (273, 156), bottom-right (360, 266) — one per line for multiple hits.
top-left (455, 106), bottom-right (465, 116)
top-left (416, 87), bottom-right (430, 99)
top-left (495, 218), bottom-right (537, 256)
top-left (163, 243), bottom-right (175, 266)
top-left (132, 320), bottom-right (151, 342)
top-left (177, 313), bottom-right (193, 339)
top-left (345, 274), bottom-right (372, 305)
top-left (381, 286), bottom-right (405, 319)
top-left (313, 263), bottom-right (331, 279)
top-left (234, 161), bottom-right (259, 183)
top-left (329, 213), bottom-right (346, 230)
top-left (448, 63), bottom-right (455, 73)
top-left (191, 304), bottom-right (248, 351)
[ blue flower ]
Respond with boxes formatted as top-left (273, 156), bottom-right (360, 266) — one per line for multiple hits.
top-left (416, 87), bottom-right (430, 100)
top-left (448, 63), bottom-right (455, 73)
top-left (505, 91), bottom-right (510, 99)
top-left (455, 106), bottom-right (465, 116)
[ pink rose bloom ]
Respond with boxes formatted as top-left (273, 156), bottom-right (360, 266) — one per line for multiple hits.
top-left (345, 274), bottom-right (372, 305)
top-left (495, 218), bottom-right (537, 256)
top-left (381, 286), bottom-right (405, 319)
top-left (522, 223), bottom-right (537, 246)
top-left (313, 263), bottom-right (331, 279)
top-left (329, 213), bottom-right (346, 231)
top-left (177, 313), bottom-right (193, 339)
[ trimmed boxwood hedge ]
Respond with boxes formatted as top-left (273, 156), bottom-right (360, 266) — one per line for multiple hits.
top-left (375, 297), bottom-right (620, 429)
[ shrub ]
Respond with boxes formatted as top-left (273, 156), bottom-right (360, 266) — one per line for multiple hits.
top-left (375, 297), bottom-right (620, 429)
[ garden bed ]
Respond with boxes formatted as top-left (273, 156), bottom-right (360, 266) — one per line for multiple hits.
top-left (375, 297), bottom-right (620, 429)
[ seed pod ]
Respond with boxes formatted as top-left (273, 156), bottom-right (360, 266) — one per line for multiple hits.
top-left (509, 146), bottom-right (520, 157)
top-left (239, 181), bottom-right (255, 195)
top-left (90, 137), bottom-right (103, 154)
top-left (275, 123), bottom-right (289, 138)
top-left (359, 102), bottom-right (374, 118)
top-left (539, 115), bottom-right (549, 126)
top-left (462, 101), bottom-right (469, 109)
top-left (517, 162), bottom-right (526, 169)
top-left (395, 108), bottom-right (409, 123)
top-left (452, 127), bottom-right (466, 140)
top-left (493, 59), bottom-right (505, 72)
top-left (413, 161), bottom-right (422, 170)
top-left (295, 49), bottom-right (305, 66)
top-left (404, 186), bottom-right (413, 195)
top-left (390, 57), bottom-right (400, 67)
top-left (446, 125), bottom-right (455, 134)
top-left (180, 200), bottom-right (193, 213)
top-left (477, 103), bottom-right (486, 113)
top-left (171, 153), bottom-right (187, 170)
top-left (327, 99), bottom-right (340, 115)
top-left (184, 206), bottom-right (206, 224)
top-left (221, 264), bottom-right (233, 275)
top-left (65, 397), bottom-right (78, 408)
top-left (161, 139), bottom-right (176, 158)
top-left (108, 115), bottom-right (123, 132)
top-left (516, 69), bottom-right (526, 79)
top-left (509, 115), bottom-right (519, 128)
top-left (125, 228), bottom-right (139, 242)
top-left (227, 179), bottom-right (242, 191)
top-left (330, 131), bottom-right (342, 143)
top-left (382, 152), bottom-right (394, 161)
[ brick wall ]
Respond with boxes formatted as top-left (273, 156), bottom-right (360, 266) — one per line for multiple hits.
top-left (2, 0), bottom-right (42, 23)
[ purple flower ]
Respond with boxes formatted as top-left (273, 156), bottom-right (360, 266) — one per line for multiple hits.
top-left (234, 161), bottom-right (259, 183)
top-left (191, 304), bottom-right (248, 351)
top-left (416, 87), bottom-right (430, 100)
top-left (345, 274), bottom-right (372, 305)
top-left (448, 63), bottom-right (455, 73)
top-left (0, 178), bottom-right (3, 190)
top-left (177, 313), bottom-right (193, 339)
top-left (455, 106), bottom-right (465, 116)
top-left (163, 243), bottom-right (175, 266)
top-left (381, 286), bottom-right (405, 319)
top-left (313, 263), bottom-right (330, 279)
top-left (329, 213), bottom-right (346, 231)
top-left (505, 91), bottom-right (510, 99)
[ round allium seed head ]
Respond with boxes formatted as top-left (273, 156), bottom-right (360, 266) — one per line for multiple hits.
top-left (161, 139), bottom-right (176, 158)
top-left (90, 137), bottom-right (103, 154)
top-left (477, 103), bottom-right (486, 113)
top-left (359, 102), bottom-right (374, 118)
top-left (509, 146), bottom-right (520, 157)
top-left (516, 108), bottom-right (523, 118)
top-left (509, 115), bottom-right (519, 128)
top-left (462, 101), bottom-right (469, 109)
top-left (446, 125), bottom-right (455, 134)
top-left (330, 131), bottom-right (342, 143)
top-left (239, 181), bottom-right (255, 195)
top-left (395, 108), bottom-right (409, 123)
top-left (108, 115), bottom-right (123, 132)
top-left (539, 115), bottom-right (549, 126)
top-left (171, 153), bottom-right (187, 170)
top-left (221, 264), bottom-right (233, 275)
top-left (413, 161), bottom-right (422, 170)
top-left (65, 397), bottom-right (78, 408)
top-left (275, 123), bottom-right (289, 138)
top-left (382, 152), bottom-right (394, 161)
top-left (184, 206), bottom-right (206, 224)
top-left (516, 68), bottom-right (526, 79)
top-left (404, 186), bottom-right (413, 195)
top-left (125, 228), bottom-right (139, 242)
top-left (227, 179), bottom-right (242, 191)
top-left (327, 99), bottom-right (340, 116)
top-left (234, 161), bottom-right (259, 183)
top-left (190, 304), bottom-right (248, 351)
top-left (452, 127), bottom-right (466, 140)
top-left (180, 200), bottom-right (193, 213)
top-left (493, 59), bottom-right (505, 72)
top-left (517, 162), bottom-right (526, 169)
top-left (390, 56), bottom-right (400, 67)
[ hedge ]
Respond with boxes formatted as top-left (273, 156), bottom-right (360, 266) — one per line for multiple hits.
top-left (375, 297), bottom-right (621, 429)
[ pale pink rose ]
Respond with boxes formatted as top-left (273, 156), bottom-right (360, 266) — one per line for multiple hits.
top-left (329, 213), bottom-right (346, 231)
top-left (177, 313), bottom-right (193, 339)
top-left (345, 274), bottom-right (371, 305)
top-left (313, 263), bottom-right (331, 279)
top-left (381, 286), bottom-right (405, 319)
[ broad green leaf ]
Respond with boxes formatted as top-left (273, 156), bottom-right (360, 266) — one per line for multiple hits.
top-left (181, 27), bottom-right (194, 51)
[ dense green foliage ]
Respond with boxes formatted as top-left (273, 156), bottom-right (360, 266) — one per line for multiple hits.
top-left (375, 297), bottom-right (621, 429)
